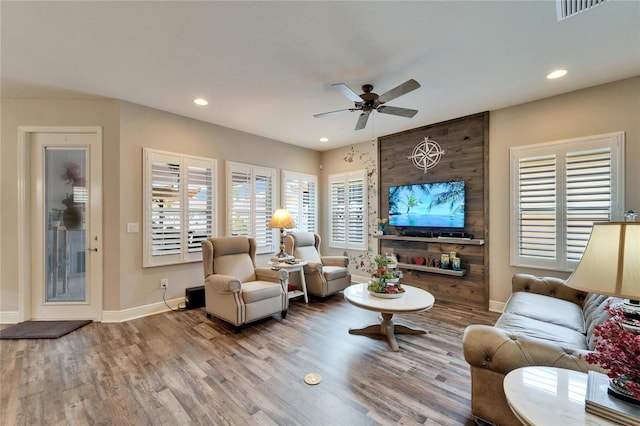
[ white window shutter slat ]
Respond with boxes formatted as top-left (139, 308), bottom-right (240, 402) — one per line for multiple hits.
top-left (510, 132), bottom-right (623, 271)
top-left (144, 149), bottom-right (216, 267)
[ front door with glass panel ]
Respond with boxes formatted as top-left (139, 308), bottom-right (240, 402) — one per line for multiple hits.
top-left (32, 131), bottom-right (102, 320)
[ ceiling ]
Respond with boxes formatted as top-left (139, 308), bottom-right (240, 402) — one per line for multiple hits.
top-left (2, 1), bottom-right (639, 151)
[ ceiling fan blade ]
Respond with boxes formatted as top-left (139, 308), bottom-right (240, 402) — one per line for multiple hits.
top-left (377, 105), bottom-right (418, 118)
top-left (332, 83), bottom-right (362, 102)
top-left (378, 79), bottom-right (421, 104)
top-left (313, 108), bottom-right (352, 118)
top-left (355, 112), bottom-right (370, 130)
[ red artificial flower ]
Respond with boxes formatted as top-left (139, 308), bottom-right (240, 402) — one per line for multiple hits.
top-left (583, 303), bottom-right (640, 399)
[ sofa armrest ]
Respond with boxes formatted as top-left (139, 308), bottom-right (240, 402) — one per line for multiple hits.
top-left (512, 273), bottom-right (588, 306)
top-left (321, 256), bottom-right (349, 268)
top-left (463, 324), bottom-right (603, 376)
top-left (205, 274), bottom-right (241, 294)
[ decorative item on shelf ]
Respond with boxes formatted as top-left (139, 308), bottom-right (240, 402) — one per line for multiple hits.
top-left (385, 252), bottom-right (397, 266)
top-left (368, 254), bottom-right (405, 298)
top-left (451, 257), bottom-right (461, 271)
top-left (440, 253), bottom-right (450, 269)
top-left (268, 208), bottom-right (296, 262)
top-left (376, 217), bottom-right (388, 235)
top-left (414, 257), bottom-right (425, 266)
top-left (564, 222), bottom-right (640, 407)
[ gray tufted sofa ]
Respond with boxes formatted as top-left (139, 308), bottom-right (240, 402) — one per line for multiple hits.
top-left (463, 273), bottom-right (619, 426)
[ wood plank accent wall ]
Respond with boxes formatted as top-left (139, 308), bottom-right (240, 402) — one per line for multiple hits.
top-left (378, 112), bottom-right (489, 308)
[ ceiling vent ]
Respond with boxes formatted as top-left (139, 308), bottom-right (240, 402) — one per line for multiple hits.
top-left (557, 0), bottom-right (608, 21)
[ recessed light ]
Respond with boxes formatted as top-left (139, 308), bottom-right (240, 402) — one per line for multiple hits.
top-left (319, 137), bottom-right (328, 142)
top-left (193, 98), bottom-right (208, 106)
top-left (547, 69), bottom-right (568, 80)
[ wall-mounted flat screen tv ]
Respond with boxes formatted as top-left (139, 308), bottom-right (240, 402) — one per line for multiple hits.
top-left (388, 181), bottom-right (465, 229)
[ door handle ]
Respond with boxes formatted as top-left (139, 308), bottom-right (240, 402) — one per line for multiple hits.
top-left (87, 248), bottom-right (98, 252)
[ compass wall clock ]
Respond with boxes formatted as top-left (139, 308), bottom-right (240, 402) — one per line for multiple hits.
top-left (408, 136), bottom-right (445, 174)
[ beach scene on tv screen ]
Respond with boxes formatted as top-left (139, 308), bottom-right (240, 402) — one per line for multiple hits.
top-left (389, 181), bottom-right (465, 228)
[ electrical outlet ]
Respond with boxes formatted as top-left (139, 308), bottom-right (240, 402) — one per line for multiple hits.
top-left (160, 278), bottom-right (168, 290)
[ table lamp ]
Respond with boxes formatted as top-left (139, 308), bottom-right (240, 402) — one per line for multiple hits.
top-left (268, 208), bottom-right (296, 261)
top-left (564, 222), bottom-right (640, 318)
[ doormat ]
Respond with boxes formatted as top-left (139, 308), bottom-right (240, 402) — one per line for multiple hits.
top-left (0, 320), bottom-right (92, 339)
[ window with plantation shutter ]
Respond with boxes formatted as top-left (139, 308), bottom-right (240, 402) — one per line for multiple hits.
top-left (227, 162), bottom-right (276, 254)
top-left (282, 170), bottom-right (318, 233)
top-left (328, 170), bottom-right (367, 250)
top-left (510, 132), bottom-right (624, 271)
top-left (143, 149), bottom-right (216, 267)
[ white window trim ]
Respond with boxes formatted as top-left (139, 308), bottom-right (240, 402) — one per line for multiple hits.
top-left (510, 131), bottom-right (625, 271)
top-left (282, 170), bottom-right (318, 234)
top-left (226, 161), bottom-right (277, 254)
top-left (143, 148), bottom-right (217, 267)
top-left (328, 169), bottom-right (368, 251)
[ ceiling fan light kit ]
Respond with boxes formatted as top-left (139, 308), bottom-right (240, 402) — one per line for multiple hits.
top-left (314, 79), bottom-right (421, 130)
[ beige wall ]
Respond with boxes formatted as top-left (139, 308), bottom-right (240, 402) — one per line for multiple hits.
top-left (2, 76), bottom-right (637, 319)
top-left (489, 76), bottom-right (640, 305)
top-left (319, 140), bottom-right (378, 279)
top-left (118, 102), bottom-right (320, 311)
top-left (0, 98), bottom-right (319, 319)
top-left (0, 98), bottom-right (122, 314)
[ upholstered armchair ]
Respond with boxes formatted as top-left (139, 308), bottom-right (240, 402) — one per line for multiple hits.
top-left (201, 236), bottom-right (288, 330)
top-left (283, 232), bottom-right (351, 298)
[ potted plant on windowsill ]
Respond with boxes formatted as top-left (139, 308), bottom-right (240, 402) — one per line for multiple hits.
top-left (61, 193), bottom-right (82, 230)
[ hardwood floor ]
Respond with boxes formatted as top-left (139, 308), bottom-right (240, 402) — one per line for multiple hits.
top-left (0, 294), bottom-right (499, 426)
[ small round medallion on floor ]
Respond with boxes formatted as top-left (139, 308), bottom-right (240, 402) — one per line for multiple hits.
top-left (304, 373), bottom-right (322, 385)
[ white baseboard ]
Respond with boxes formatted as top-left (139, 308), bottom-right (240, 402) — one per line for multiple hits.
top-left (0, 311), bottom-right (21, 324)
top-left (489, 300), bottom-right (506, 313)
top-left (1, 298), bottom-right (186, 324)
top-left (100, 297), bottom-right (186, 323)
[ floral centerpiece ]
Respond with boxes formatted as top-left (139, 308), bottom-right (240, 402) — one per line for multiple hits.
top-left (582, 302), bottom-right (640, 403)
top-left (368, 254), bottom-right (405, 296)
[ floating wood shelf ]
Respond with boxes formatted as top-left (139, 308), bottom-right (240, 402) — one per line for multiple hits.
top-left (374, 235), bottom-right (484, 246)
top-left (397, 262), bottom-right (467, 276)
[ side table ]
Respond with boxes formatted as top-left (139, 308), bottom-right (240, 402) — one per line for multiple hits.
top-left (503, 366), bottom-right (617, 425)
top-left (269, 260), bottom-right (308, 303)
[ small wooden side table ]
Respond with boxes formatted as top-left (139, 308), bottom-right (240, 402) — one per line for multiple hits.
top-left (269, 260), bottom-right (308, 303)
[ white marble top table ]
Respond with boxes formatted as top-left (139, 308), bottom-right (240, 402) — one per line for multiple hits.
top-left (343, 283), bottom-right (434, 351)
top-left (503, 366), bottom-right (617, 426)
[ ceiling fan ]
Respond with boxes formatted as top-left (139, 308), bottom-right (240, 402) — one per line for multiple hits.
top-left (313, 79), bottom-right (421, 130)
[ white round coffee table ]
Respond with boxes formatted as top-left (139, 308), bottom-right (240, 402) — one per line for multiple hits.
top-left (343, 283), bottom-right (435, 351)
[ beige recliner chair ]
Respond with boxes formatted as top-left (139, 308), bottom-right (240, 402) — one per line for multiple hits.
top-left (202, 236), bottom-right (288, 330)
top-left (284, 232), bottom-right (351, 298)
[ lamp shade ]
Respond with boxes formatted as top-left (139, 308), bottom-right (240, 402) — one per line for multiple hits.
top-left (564, 222), bottom-right (640, 299)
top-left (268, 208), bottom-right (295, 229)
